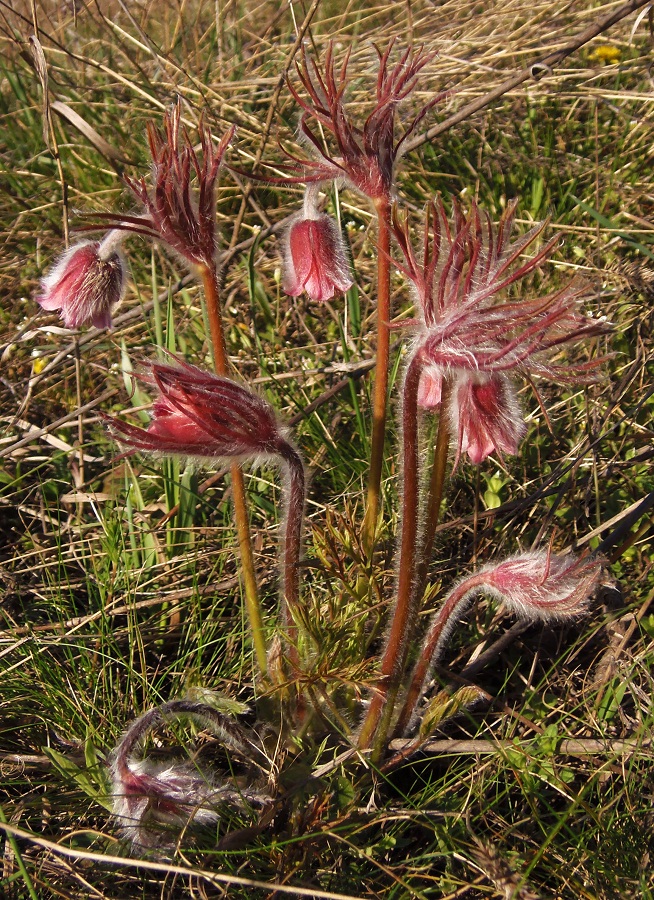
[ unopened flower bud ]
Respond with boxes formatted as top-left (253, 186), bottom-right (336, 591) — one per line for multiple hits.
top-left (109, 358), bottom-right (291, 461)
top-left (36, 231), bottom-right (126, 329)
top-left (481, 550), bottom-right (604, 619)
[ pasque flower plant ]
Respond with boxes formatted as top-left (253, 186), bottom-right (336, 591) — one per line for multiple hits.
top-left (35, 38), bottom-right (612, 846)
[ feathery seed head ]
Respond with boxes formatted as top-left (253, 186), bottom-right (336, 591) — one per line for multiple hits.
top-left (397, 197), bottom-right (609, 463)
top-left (276, 41), bottom-right (445, 201)
top-left (93, 104), bottom-right (234, 270)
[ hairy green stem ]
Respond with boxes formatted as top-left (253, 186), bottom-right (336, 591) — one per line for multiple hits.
top-left (362, 196), bottom-right (392, 555)
top-left (200, 262), bottom-right (268, 678)
top-left (358, 353), bottom-right (422, 754)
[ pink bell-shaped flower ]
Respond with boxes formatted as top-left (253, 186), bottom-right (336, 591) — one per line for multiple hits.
top-left (36, 231), bottom-right (126, 329)
top-left (450, 371), bottom-right (526, 465)
top-left (283, 189), bottom-right (353, 302)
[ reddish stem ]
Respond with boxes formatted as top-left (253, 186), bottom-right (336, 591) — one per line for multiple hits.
top-left (420, 378), bottom-right (452, 576)
top-left (394, 573), bottom-right (485, 735)
top-left (358, 353), bottom-right (422, 753)
top-left (362, 195), bottom-right (392, 555)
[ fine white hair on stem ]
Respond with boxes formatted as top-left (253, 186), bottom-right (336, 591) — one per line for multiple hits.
top-left (398, 550), bottom-right (604, 736)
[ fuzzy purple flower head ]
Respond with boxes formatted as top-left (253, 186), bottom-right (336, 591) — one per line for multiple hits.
top-left (36, 231), bottom-right (126, 329)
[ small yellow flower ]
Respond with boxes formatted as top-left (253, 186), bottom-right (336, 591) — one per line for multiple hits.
top-left (31, 354), bottom-right (47, 375)
top-left (588, 45), bottom-right (622, 65)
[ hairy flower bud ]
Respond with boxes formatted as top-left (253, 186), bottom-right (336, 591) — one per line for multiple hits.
top-left (36, 231), bottom-right (126, 329)
top-left (283, 210), bottom-right (353, 302)
top-left (109, 358), bottom-right (290, 461)
top-left (480, 550), bottom-right (604, 618)
top-left (398, 550), bottom-right (604, 735)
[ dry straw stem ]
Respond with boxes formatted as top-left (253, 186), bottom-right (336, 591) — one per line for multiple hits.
top-left (0, 820), bottom-right (370, 900)
top-left (387, 734), bottom-right (653, 758)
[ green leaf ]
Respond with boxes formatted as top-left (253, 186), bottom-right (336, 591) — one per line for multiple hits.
top-left (597, 678), bottom-right (628, 722)
top-left (43, 746), bottom-right (113, 812)
top-left (483, 490), bottom-right (502, 510)
top-left (185, 687), bottom-right (251, 717)
top-left (419, 686), bottom-right (482, 739)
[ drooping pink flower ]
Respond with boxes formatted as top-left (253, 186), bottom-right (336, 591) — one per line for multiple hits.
top-left (450, 371), bottom-right (525, 464)
top-left (283, 192), bottom-right (353, 301)
top-left (394, 198), bottom-right (609, 462)
top-left (89, 104), bottom-right (234, 271)
top-left (108, 358), bottom-right (290, 461)
top-left (36, 231), bottom-right (126, 329)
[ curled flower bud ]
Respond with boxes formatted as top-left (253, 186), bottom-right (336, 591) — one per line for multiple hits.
top-left (36, 231), bottom-right (126, 329)
top-left (283, 192), bottom-right (353, 302)
top-left (110, 700), bottom-right (269, 848)
top-left (480, 550), bottom-right (604, 618)
top-left (108, 358), bottom-right (290, 461)
top-left (396, 550), bottom-right (604, 735)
